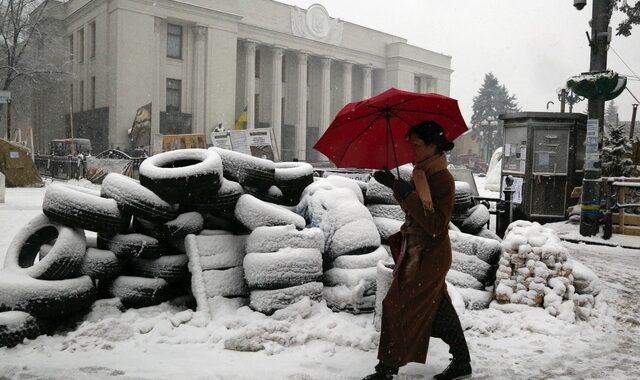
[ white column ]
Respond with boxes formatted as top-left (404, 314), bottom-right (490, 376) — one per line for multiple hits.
top-left (342, 61), bottom-right (352, 105)
top-left (244, 41), bottom-right (256, 129)
top-left (296, 52), bottom-right (308, 161)
top-left (320, 57), bottom-right (332, 136)
top-left (192, 26), bottom-right (207, 134)
top-left (271, 46), bottom-right (283, 154)
top-left (151, 17), bottom-right (163, 152)
top-left (426, 78), bottom-right (437, 93)
top-left (419, 76), bottom-right (428, 93)
top-left (363, 65), bottom-right (372, 99)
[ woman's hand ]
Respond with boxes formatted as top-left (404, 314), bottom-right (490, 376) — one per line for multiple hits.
top-left (373, 169), bottom-right (395, 188)
top-left (393, 178), bottom-right (412, 201)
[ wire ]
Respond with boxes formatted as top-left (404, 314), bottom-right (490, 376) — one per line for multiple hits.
top-left (609, 44), bottom-right (640, 82)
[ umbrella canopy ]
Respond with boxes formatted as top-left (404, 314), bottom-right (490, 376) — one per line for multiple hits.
top-left (313, 88), bottom-right (468, 170)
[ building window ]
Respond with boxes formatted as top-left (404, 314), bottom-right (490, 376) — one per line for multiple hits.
top-left (255, 94), bottom-right (260, 124)
top-left (90, 22), bottom-right (96, 59)
top-left (91, 76), bottom-right (96, 109)
top-left (167, 24), bottom-right (183, 59)
top-left (78, 29), bottom-right (84, 63)
top-left (255, 49), bottom-right (261, 78)
top-left (166, 78), bottom-right (182, 112)
top-left (414, 76), bottom-right (421, 92)
top-left (79, 80), bottom-right (84, 111)
top-left (282, 56), bottom-right (286, 82)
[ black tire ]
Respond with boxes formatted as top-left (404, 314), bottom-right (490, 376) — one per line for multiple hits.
top-left (4, 214), bottom-right (86, 280)
top-left (332, 246), bottom-right (390, 269)
top-left (201, 266), bottom-right (249, 298)
top-left (322, 285), bottom-right (375, 314)
top-left (249, 282), bottom-right (323, 315)
top-left (98, 233), bottom-right (166, 260)
top-left (103, 276), bottom-right (174, 308)
top-left (243, 248), bottom-right (323, 289)
top-left (0, 270), bottom-right (96, 318)
top-left (323, 266), bottom-right (377, 296)
top-left (0, 311), bottom-right (42, 348)
top-left (139, 149), bottom-right (223, 203)
top-left (163, 212), bottom-right (205, 240)
top-left (327, 219), bottom-right (381, 259)
top-left (210, 147), bottom-right (275, 191)
top-left (243, 185), bottom-right (284, 205)
top-left (186, 178), bottom-right (243, 218)
top-left (234, 194), bottom-right (306, 230)
top-left (127, 254), bottom-right (189, 282)
top-left (274, 162), bottom-right (314, 205)
top-left (101, 173), bottom-right (178, 223)
top-left (79, 248), bottom-right (123, 280)
top-left (43, 184), bottom-right (129, 234)
top-left (460, 204), bottom-right (490, 235)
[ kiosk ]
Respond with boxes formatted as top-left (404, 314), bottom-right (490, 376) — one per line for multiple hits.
top-left (499, 112), bottom-right (587, 223)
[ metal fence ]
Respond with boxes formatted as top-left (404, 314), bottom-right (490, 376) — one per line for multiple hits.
top-left (35, 155), bottom-right (86, 180)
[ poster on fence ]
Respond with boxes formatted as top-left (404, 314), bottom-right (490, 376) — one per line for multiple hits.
top-left (211, 128), bottom-right (279, 161)
top-left (86, 157), bottom-right (133, 184)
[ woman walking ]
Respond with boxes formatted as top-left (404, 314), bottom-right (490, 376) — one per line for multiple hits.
top-left (364, 121), bottom-right (472, 380)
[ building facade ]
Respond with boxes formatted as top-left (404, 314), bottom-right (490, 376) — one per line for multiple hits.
top-left (44, 0), bottom-right (453, 160)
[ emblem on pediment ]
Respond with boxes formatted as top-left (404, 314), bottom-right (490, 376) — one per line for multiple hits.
top-left (291, 4), bottom-right (343, 45)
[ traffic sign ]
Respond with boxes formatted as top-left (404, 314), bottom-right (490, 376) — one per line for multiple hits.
top-left (0, 91), bottom-right (11, 103)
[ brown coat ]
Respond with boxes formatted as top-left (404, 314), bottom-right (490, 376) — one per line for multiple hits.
top-left (377, 168), bottom-right (455, 367)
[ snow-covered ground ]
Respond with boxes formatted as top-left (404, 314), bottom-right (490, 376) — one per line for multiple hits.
top-left (1, 179), bottom-right (639, 379)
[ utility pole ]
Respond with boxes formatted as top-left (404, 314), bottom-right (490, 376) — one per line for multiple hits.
top-left (579, 0), bottom-right (613, 236)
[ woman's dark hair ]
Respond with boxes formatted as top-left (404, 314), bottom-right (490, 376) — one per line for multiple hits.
top-left (406, 121), bottom-right (455, 152)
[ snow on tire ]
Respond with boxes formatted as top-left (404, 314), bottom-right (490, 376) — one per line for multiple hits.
top-left (3, 214), bottom-right (86, 280)
top-left (446, 269), bottom-right (483, 290)
top-left (79, 248), bottom-right (123, 280)
top-left (201, 267), bottom-right (248, 298)
top-left (103, 275), bottom-right (174, 308)
top-left (249, 282), bottom-right (323, 315)
top-left (323, 266), bottom-right (377, 295)
top-left (374, 260), bottom-right (394, 331)
top-left (186, 178), bottom-right (243, 219)
top-left (245, 225), bottom-right (324, 254)
top-left (139, 148), bottom-right (223, 203)
top-left (332, 246), bottom-right (390, 269)
top-left (0, 270), bottom-right (96, 318)
top-left (243, 185), bottom-right (284, 205)
top-left (450, 230), bottom-right (502, 265)
top-left (327, 219), bottom-right (380, 259)
top-left (234, 194), bottom-right (305, 230)
top-left (184, 233), bottom-right (247, 270)
top-left (162, 212), bottom-right (205, 252)
top-left (0, 311), bottom-right (42, 348)
top-left (457, 288), bottom-right (493, 310)
top-left (372, 217), bottom-right (402, 243)
top-left (210, 147), bottom-right (275, 191)
top-left (460, 204), bottom-right (490, 235)
top-left (451, 251), bottom-right (492, 283)
top-left (367, 204), bottom-right (404, 221)
top-left (43, 184), bottom-right (128, 234)
top-left (323, 285), bottom-right (375, 314)
top-left (127, 254), bottom-right (189, 282)
top-left (99, 233), bottom-right (166, 260)
top-left (243, 248), bottom-right (322, 289)
top-left (101, 173), bottom-right (178, 223)
top-left (274, 162), bottom-right (314, 205)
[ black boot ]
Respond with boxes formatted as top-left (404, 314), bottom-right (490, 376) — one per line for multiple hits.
top-left (431, 298), bottom-right (471, 363)
top-left (362, 362), bottom-right (398, 380)
top-left (433, 359), bottom-right (472, 380)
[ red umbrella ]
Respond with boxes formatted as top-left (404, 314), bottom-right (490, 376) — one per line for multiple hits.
top-left (313, 88), bottom-right (468, 171)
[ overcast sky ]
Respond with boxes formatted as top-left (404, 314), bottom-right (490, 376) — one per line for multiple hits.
top-left (279, 0), bottom-right (640, 124)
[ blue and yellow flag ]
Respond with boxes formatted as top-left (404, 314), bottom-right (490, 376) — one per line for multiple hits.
top-left (235, 106), bottom-right (248, 130)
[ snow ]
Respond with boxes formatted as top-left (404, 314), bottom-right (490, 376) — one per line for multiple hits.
top-left (274, 162), bottom-right (313, 181)
top-left (185, 233), bottom-right (247, 270)
top-left (139, 148), bottom-right (222, 180)
top-left (332, 246), bottom-right (390, 269)
top-left (43, 183), bottom-right (121, 219)
top-left (372, 216), bottom-right (402, 241)
top-left (101, 172), bottom-right (174, 212)
top-left (1, 184), bottom-right (640, 379)
top-left (367, 204), bottom-right (404, 221)
top-left (245, 225), bottom-right (324, 254)
top-left (243, 248), bottom-right (323, 288)
top-left (234, 194), bottom-right (306, 230)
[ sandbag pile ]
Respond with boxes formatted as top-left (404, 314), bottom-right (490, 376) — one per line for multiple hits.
top-left (494, 220), bottom-right (596, 322)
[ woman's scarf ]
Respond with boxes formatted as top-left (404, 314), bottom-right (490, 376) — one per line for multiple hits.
top-left (412, 152), bottom-right (448, 213)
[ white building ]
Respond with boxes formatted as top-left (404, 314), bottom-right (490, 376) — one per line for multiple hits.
top-left (43, 0), bottom-right (453, 160)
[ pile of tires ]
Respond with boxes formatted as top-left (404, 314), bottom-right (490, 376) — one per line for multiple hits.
top-left (297, 179), bottom-right (384, 313)
top-left (243, 225), bottom-right (324, 314)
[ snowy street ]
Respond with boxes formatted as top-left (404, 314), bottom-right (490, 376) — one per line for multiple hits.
top-left (0, 183), bottom-right (639, 379)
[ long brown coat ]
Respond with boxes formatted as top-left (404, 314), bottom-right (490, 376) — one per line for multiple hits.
top-left (377, 168), bottom-right (455, 367)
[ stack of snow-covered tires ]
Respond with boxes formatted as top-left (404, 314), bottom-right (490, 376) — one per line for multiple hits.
top-left (365, 166), bottom-right (503, 312)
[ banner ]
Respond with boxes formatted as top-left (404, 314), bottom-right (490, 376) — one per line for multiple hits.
top-left (235, 106), bottom-right (248, 130)
top-left (128, 103), bottom-right (152, 149)
top-left (162, 134), bottom-right (207, 152)
top-left (85, 157), bottom-right (133, 184)
top-left (211, 128), bottom-right (279, 161)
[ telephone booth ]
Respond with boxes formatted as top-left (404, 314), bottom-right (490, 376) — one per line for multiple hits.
top-left (499, 112), bottom-right (587, 223)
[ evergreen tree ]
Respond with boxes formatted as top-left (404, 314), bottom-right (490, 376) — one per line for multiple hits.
top-left (602, 123), bottom-right (635, 177)
top-left (470, 73), bottom-right (520, 161)
top-left (605, 100), bottom-right (619, 129)
top-left (616, 0), bottom-right (640, 36)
